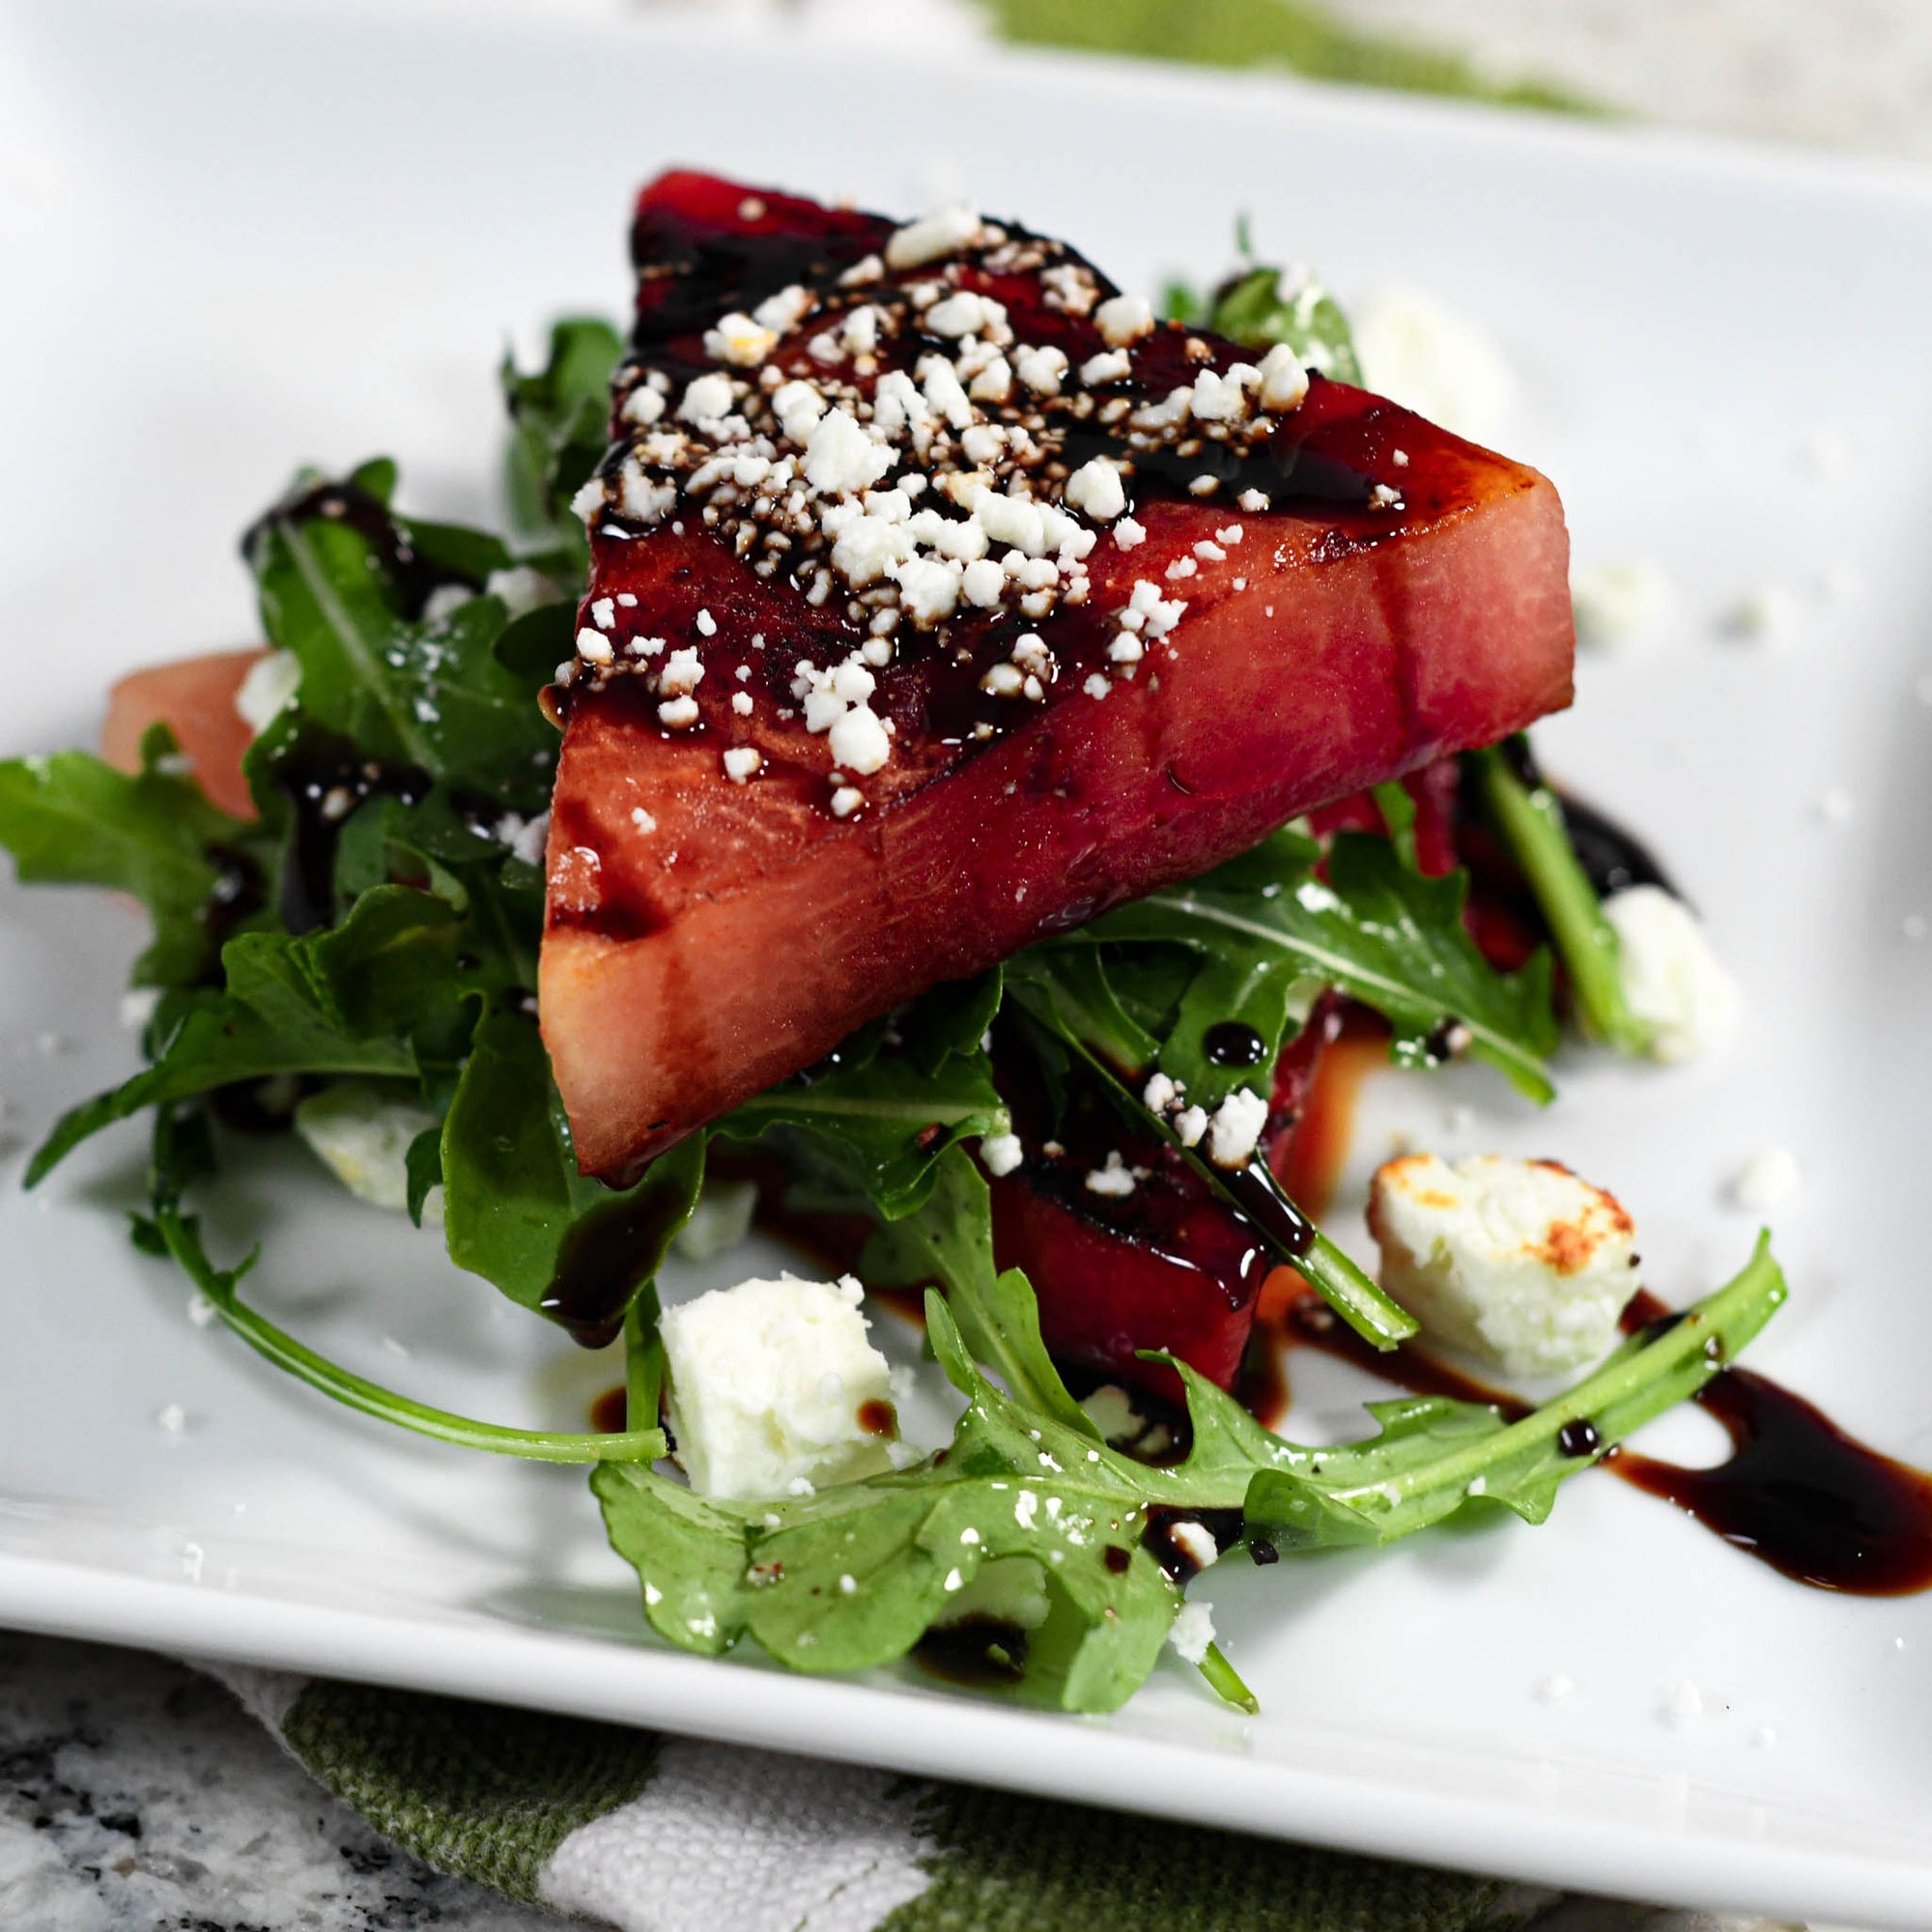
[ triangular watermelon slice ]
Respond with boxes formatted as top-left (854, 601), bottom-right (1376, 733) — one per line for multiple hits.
top-left (543, 171), bottom-right (1572, 1180)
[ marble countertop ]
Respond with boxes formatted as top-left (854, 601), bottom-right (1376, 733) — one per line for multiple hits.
top-left (0, 1632), bottom-right (552, 1931)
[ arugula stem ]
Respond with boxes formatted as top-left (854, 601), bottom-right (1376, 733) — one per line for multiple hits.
top-left (1009, 988), bottom-right (1416, 1350)
top-left (1198, 1641), bottom-right (1261, 1716)
top-left (1465, 744), bottom-right (1648, 1053)
top-left (155, 1203), bottom-right (666, 1465)
top-left (624, 1287), bottom-right (666, 1435)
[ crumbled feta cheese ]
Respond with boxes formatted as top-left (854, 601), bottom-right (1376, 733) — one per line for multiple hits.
top-left (1143, 1071), bottom-right (1177, 1115)
top-left (731, 691), bottom-right (753, 717)
top-left (828, 704), bottom-right (892, 775)
top-left (570, 476), bottom-right (605, 525)
top-left (1572, 561), bottom-right (1671, 652)
top-left (678, 372), bottom-right (736, 425)
top-left (1094, 294), bottom-right (1154, 347)
top-left (657, 695), bottom-right (700, 728)
top-left (1367, 1152), bottom-right (1640, 1377)
top-left (703, 311), bottom-right (778, 367)
top-left (895, 554), bottom-right (963, 625)
top-left (1012, 343), bottom-right (1068, 396)
top-left (1173, 1105), bottom-right (1208, 1149)
top-left (925, 291), bottom-right (992, 338)
top-left (1732, 1147), bottom-right (1802, 1213)
top-left (752, 282), bottom-right (814, 334)
top-left (660, 1273), bottom-right (897, 1499)
top-left (1602, 886), bottom-right (1739, 1063)
top-left (1352, 287), bottom-right (1514, 445)
top-left (1166, 1520), bottom-right (1219, 1572)
top-left (1257, 342), bottom-right (1310, 412)
top-left (960, 557), bottom-right (1006, 608)
top-left (658, 647), bottom-right (705, 697)
top-left (1085, 1151), bottom-right (1137, 1198)
top-left (1080, 349), bottom-right (1132, 386)
top-left (234, 648), bottom-right (301, 733)
top-left (1168, 1600), bottom-right (1216, 1665)
top-left (967, 354), bottom-right (1012, 404)
top-left (420, 583), bottom-right (470, 625)
top-left (884, 205), bottom-right (982, 270)
top-left (120, 986), bottom-right (160, 1031)
top-left (1189, 368), bottom-right (1247, 423)
top-left (980, 1132), bottom-right (1024, 1178)
top-left (830, 785), bottom-right (864, 819)
top-left (804, 409), bottom-right (895, 496)
top-left (630, 807), bottom-right (657, 834)
top-left (1082, 673), bottom-right (1111, 699)
top-left (672, 1177), bottom-right (759, 1264)
top-left (621, 384), bottom-right (665, 427)
top-left (493, 809), bottom-right (549, 867)
top-left (1206, 1087), bottom-right (1267, 1167)
top-left (1065, 457), bottom-right (1126, 522)
top-left (722, 746), bottom-right (762, 782)
top-left (576, 626), bottom-right (614, 666)
top-left (294, 1082), bottom-right (441, 1219)
top-left (1114, 517), bottom-right (1147, 550)
top-left (772, 379), bottom-right (827, 443)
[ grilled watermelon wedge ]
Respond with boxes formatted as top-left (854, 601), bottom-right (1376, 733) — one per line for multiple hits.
top-left (542, 171), bottom-right (1573, 1180)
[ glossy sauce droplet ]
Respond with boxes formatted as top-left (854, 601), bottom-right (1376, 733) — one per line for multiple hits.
top-left (1203, 1021), bottom-right (1268, 1067)
top-left (856, 1398), bottom-right (896, 1437)
top-left (1556, 1417), bottom-right (1602, 1459)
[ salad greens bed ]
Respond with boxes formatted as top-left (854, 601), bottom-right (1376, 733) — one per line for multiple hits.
top-left (0, 257), bottom-right (1783, 1713)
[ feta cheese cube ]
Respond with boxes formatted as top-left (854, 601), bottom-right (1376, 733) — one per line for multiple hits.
top-left (660, 1273), bottom-right (897, 1499)
top-left (294, 1082), bottom-right (440, 1219)
top-left (1367, 1152), bottom-right (1640, 1377)
top-left (1602, 885), bottom-right (1740, 1063)
top-left (234, 648), bottom-right (301, 734)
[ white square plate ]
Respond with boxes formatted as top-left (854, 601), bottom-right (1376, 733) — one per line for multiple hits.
top-left (3, 2), bottom-right (1932, 1921)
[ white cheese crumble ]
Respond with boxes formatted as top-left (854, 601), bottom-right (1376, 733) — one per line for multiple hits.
top-left (1094, 293), bottom-right (1153, 347)
top-left (884, 205), bottom-right (982, 270)
top-left (1065, 457), bottom-right (1125, 522)
top-left (1367, 1153), bottom-right (1640, 1377)
top-left (722, 746), bottom-right (762, 782)
top-left (1732, 1147), bottom-right (1802, 1214)
top-left (671, 1177), bottom-right (759, 1264)
top-left (1173, 1104), bottom-right (1208, 1148)
top-left (1352, 286), bottom-right (1514, 446)
top-left (1571, 560), bottom-right (1671, 652)
top-left (1206, 1088), bottom-right (1267, 1167)
top-left (804, 409), bottom-right (894, 496)
top-left (234, 649), bottom-right (301, 734)
top-left (703, 311), bottom-right (778, 368)
top-left (1079, 349), bottom-right (1132, 386)
top-left (659, 1272), bottom-right (897, 1499)
top-left (1166, 1520), bottom-right (1219, 1572)
top-left (980, 1131), bottom-right (1024, 1178)
top-left (1168, 1600), bottom-right (1216, 1666)
top-left (1085, 1151), bottom-right (1137, 1198)
top-left (294, 1082), bottom-right (441, 1220)
top-left (827, 703), bottom-right (892, 775)
top-left (1602, 886), bottom-right (1739, 1063)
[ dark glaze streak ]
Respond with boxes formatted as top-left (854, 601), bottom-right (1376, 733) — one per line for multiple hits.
top-left (274, 747), bottom-right (432, 935)
top-left (541, 1183), bottom-right (699, 1350)
top-left (1615, 1290), bottom-right (1932, 1594)
top-left (1497, 736), bottom-right (1678, 901)
top-left (1272, 1286), bottom-right (1932, 1596)
top-left (1218, 1160), bottom-right (1317, 1263)
top-left (1143, 1505), bottom-right (1244, 1581)
top-left (913, 1618), bottom-right (1031, 1689)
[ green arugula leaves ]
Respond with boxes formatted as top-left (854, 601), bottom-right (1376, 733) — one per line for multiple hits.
top-left (598, 1238), bottom-right (1787, 1712)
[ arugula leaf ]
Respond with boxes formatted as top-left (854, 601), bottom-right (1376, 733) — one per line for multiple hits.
top-left (502, 318), bottom-right (624, 569)
top-left (1079, 827), bottom-right (1558, 1106)
top-left (1201, 265), bottom-right (1363, 383)
top-left (146, 1105), bottom-right (668, 1465)
top-left (0, 732), bottom-right (264, 987)
top-left (440, 1010), bottom-right (704, 1325)
top-left (27, 886), bottom-right (469, 1183)
top-left (863, 1145), bottom-right (1098, 1439)
top-left (597, 1239), bottom-right (1785, 1712)
top-left (1464, 742), bottom-right (1649, 1055)
top-left (248, 488), bottom-right (552, 812)
top-left (714, 980), bottom-right (1008, 1222)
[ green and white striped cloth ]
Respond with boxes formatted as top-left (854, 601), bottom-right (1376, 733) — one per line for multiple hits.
top-left (207, 1662), bottom-right (1572, 1931)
